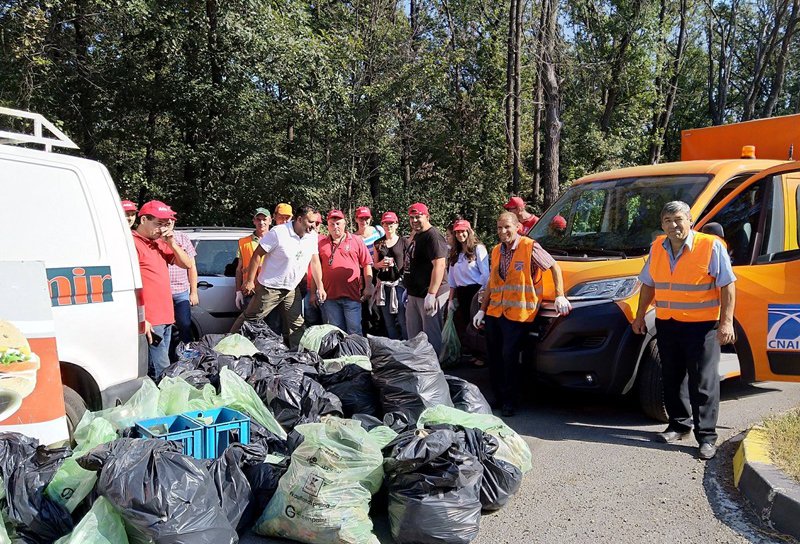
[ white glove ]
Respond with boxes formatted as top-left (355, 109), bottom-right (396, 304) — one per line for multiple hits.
top-left (424, 293), bottom-right (438, 316)
top-left (554, 295), bottom-right (572, 316)
top-left (235, 291), bottom-right (244, 309)
top-left (472, 310), bottom-right (485, 329)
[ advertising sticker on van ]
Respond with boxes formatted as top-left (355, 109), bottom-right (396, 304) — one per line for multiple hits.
top-left (767, 304), bottom-right (800, 352)
top-left (46, 266), bottom-right (113, 307)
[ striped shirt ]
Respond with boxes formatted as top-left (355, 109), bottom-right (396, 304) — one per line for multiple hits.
top-left (498, 236), bottom-right (555, 280)
top-left (168, 231), bottom-right (197, 294)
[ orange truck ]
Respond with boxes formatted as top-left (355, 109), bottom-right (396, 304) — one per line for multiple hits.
top-left (516, 114), bottom-right (800, 420)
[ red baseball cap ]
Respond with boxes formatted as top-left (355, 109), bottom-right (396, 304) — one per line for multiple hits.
top-left (452, 219), bottom-right (471, 232)
top-left (504, 196), bottom-right (526, 210)
top-left (408, 202), bottom-right (429, 216)
top-left (550, 215), bottom-right (567, 229)
top-left (355, 206), bottom-right (372, 219)
top-left (381, 211), bottom-right (399, 223)
top-left (121, 200), bottom-right (138, 212)
top-left (327, 209), bottom-right (345, 221)
top-left (138, 200), bottom-right (176, 219)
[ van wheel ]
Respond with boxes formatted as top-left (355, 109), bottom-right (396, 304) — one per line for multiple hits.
top-left (63, 385), bottom-right (87, 443)
top-left (637, 339), bottom-right (668, 423)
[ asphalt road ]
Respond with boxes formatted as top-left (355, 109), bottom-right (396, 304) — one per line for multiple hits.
top-left (242, 368), bottom-right (800, 544)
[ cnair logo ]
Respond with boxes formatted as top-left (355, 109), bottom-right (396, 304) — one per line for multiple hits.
top-left (767, 304), bottom-right (800, 352)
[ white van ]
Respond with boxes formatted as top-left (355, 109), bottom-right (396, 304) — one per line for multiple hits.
top-left (0, 108), bottom-right (148, 431)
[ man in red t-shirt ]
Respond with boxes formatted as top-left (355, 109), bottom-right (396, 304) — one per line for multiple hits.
top-left (310, 209), bottom-right (374, 334)
top-left (132, 200), bottom-right (193, 379)
top-left (503, 196), bottom-right (539, 235)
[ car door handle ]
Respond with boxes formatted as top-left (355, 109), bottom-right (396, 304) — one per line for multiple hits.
top-left (197, 281), bottom-right (213, 289)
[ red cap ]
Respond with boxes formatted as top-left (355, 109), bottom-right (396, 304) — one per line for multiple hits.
top-left (504, 196), bottom-right (525, 210)
top-left (355, 206), bottom-right (372, 219)
top-left (121, 200), bottom-right (138, 212)
top-left (452, 220), bottom-right (471, 232)
top-left (381, 211), bottom-right (399, 223)
top-left (408, 202), bottom-right (429, 216)
top-left (327, 209), bottom-right (345, 221)
top-left (138, 200), bottom-right (176, 219)
top-left (550, 215), bottom-right (567, 229)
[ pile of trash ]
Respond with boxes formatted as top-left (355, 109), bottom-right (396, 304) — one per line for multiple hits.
top-left (0, 325), bottom-right (531, 543)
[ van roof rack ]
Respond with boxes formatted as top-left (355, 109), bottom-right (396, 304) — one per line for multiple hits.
top-left (0, 107), bottom-right (79, 152)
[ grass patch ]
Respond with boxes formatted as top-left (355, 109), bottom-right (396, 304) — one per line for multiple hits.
top-left (763, 408), bottom-right (800, 483)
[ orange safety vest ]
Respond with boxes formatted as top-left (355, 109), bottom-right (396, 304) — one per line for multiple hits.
top-left (238, 234), bottom-right (263, 272)
top-left (487, 236), bottom-right (542, 323)
top-left (650, 232), bottom-right (721, 322)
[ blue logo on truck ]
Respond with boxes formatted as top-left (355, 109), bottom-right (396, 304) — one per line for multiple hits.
top-left (767, 304), bottom-right (800, 352)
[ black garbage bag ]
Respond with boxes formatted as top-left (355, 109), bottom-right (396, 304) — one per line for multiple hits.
top-left (383, 427), bottom-right (483, 544)
top-left (77, 438), bottom-right (237, 544)
top-left (216, 353), bottom-right (258, 381)
top-left (333, 334), bottom-right (371, 358)
top-left (249, 364), bottom-right (342, 431)
top-left (318, 328), bottom-right (346, 358)
top-left (242, 456), bottom-right (289, 527)
top-left (199, 333), bottom-right (228, 351)
top-left (316, 364), bottom-right (381, 417)
top-left (351, 413), bottom-right (384, 431)
top-left (445, 375), bottom-right (492, 415)
top-left (370, 333), bottom-right (453, 422)
top-left (460, 427), bottom-right (522, 511)
top-left (208, 442), bottom-right (269, 532)
top-left (0, 433), bottom-right (73, 543)
top-left (261, 349), bottom-right (322, 370)
top-left (239, 320), bottom-right (287, 352)
top-left (381, 411), bottom-right (416, 434)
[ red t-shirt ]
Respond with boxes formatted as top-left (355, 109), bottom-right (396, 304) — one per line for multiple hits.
top-left (318, 233), bottom-right (370, 301)
top-left (132, 231), bottom-right (176, 326)
top-left (518, 214), bottom-right (539, 235)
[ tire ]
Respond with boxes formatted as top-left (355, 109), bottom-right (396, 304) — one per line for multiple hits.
top-left (63, 385), bottom-right (88, 444)
top-left (637, 339), bottom-right (669, 423)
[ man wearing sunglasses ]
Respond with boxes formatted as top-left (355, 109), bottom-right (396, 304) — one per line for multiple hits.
top-left (310, 209), bottom-right (374, 334)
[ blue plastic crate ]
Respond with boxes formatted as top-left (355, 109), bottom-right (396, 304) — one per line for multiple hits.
top-left (186, 407), bottom-right (250, 459)
top-left (134, 415), bottom-right (204, 459)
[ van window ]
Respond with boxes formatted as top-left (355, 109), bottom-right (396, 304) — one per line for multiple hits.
top-left (194, 239), bottom-right (238, 277)
top-left (699, 173), bottom-right (755, 219)
top-left (0, 160), bottom-right (99, 261)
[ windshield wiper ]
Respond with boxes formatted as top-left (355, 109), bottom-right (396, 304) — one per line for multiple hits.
top-left (555, 247), bottom-right (627, 258)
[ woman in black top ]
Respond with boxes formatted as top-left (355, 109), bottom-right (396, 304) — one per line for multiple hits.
top-left (373, 211), bottom-right (408, 339)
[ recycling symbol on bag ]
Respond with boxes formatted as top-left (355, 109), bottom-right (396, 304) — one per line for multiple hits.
top-left (285, 505), bottom-right (296, 518)
top-left (302, 474), bottom-right (324, 497)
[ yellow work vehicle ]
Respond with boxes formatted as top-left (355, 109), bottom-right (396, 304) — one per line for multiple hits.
top-left (519, 115), bottom-right (800, 420)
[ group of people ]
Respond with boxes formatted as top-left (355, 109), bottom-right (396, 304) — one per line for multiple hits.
top-left (124, 192), bottom-right (736, 460)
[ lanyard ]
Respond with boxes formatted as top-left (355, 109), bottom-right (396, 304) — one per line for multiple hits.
top-left (328, 234), bottom-right (350, 266)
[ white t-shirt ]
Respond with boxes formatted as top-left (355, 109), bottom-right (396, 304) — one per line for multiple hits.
top-left (257, 222), bottom-right (319, 290)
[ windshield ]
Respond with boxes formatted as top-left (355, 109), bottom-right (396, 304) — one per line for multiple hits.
top-left (529, 175), bottom-right (710, 257)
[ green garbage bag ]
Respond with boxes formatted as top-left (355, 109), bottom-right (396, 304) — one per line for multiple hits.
top-left (367, 425), bottom-right (398, 449)
top-left (213, 334), bottom-right (259, 356)
top-left (218, 367), bottom-right (286, 439)
top-left (54, 497), bottom-right (128, 544)
top-left (318, 355), bottom-right (372, 374)
top-left (439, 304), bottom-right (461, 369)
top-left (46, 417), bottom-right (117, 512)
top-left (74, 379), bottom-right (162, 435)
top-left (299, 324), bottom-right (344, 353)
top-left (417, 405), bottom-right (532, 473)
top-left (158, 377), bottom-right (219, 415)
top-left (254, 417), bottom-right (384, 544)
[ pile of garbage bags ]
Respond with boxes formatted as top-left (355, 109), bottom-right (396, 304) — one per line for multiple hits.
top-left (0, 326), bottom-right (531, 544)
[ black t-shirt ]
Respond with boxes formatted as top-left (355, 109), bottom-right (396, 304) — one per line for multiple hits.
top-left (404, 227), bottom-right (449, 297)
top-left (375, 236), bottom-right (408, 282)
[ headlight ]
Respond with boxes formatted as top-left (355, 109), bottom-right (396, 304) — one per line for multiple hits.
top-left (566, 276), bottom-right (641, 301)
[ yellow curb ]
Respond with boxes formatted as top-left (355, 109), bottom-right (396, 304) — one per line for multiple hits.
top-left (733, 426), bottom-right (771, 488)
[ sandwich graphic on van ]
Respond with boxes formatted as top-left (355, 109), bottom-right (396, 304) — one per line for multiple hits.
top-left (0, 321), bottom-right (40, 419)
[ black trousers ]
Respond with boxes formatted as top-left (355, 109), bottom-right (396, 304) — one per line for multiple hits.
top-left (485, 315), bottom-right (531, 406)
top-left (656, 318), bottom-right (720, 444)
top-left (453, 284), bottom-right (481, 352)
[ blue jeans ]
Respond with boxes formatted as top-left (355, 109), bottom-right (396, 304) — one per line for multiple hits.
top-left (148, 323), bottom-right (171, 381)
top-left (172, 290), bottom-right (193, 343)
top-left (380, 284), bottom-right (408, 340)
top-left (322, 298), bottom-right (363, 335)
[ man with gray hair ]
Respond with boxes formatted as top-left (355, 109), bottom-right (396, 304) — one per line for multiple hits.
top-left (632, 200), bottom-right (736, 460)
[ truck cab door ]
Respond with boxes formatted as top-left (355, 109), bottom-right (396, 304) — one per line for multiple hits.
top-left (696, 161), bottom-right (800, 382)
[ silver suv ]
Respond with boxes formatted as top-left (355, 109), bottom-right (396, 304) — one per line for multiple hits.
top-left (179, 227), bottom-right (252, 337)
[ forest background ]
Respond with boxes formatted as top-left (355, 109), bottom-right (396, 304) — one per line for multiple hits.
top-left (1, 0), bottom-right (799, 234)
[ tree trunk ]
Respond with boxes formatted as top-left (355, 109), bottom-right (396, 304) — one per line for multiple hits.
top-left (707, 2), bottom-right (737, 125)
top-left (762, 0), bottom-right (800, 118)
top-left (512, 0), bottom-right (523, 193)
top-left (505, 0), bottom-right (517, 184)
top-left (742, 0), bottom-right (790, 121)
top-left (599, 0), bottom-right (642, 133)
top-left (541, 0), bottom-right (561, 209)
top-left (73, 0), bottom-right (95, 157)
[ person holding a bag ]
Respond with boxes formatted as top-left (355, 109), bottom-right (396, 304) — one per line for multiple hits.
top-left (447, 219), bottom-right (490, 365)
top-left (373, 211), bottom-right (409, 340)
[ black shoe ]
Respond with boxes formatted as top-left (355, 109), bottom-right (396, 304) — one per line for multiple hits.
top-left (501, 403), bottom-right (515, 417)
top-left (698, 442), bottom-right (717, 460)
top-left (656, 428), bottom-right (692, 443)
